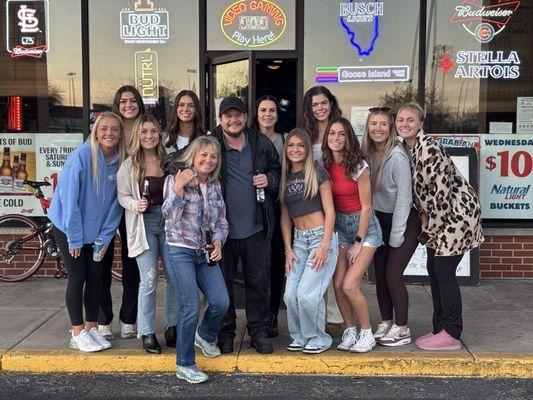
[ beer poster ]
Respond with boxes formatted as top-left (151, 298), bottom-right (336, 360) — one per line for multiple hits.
top-left (0, 133), bottom-right (83, 216)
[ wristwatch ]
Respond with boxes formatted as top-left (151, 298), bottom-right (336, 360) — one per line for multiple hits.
top-left (354, 235), bottom-right (363, 243)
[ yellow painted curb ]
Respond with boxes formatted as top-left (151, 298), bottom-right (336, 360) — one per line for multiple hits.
top-left (1, 350), bottom-right (237, 373)
top-left (2, 350), bottom-right (532, 378)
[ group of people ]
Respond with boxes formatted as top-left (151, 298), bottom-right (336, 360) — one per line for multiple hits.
top-left (48, 84), bottom-right (483, 384)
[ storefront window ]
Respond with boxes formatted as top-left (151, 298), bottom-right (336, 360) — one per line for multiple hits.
top-left (425, 0), bottom-right (533, 134)
top-left (207, 0), bottom-right (296, 51)
top-left (1, 0), bottom-right (83, 133)
top-left (89, 0), bottom-right (200, 128)
top-left (1, 0), bottom-right (83, 216)
top-left (304, 0), bottom-right (419, 134)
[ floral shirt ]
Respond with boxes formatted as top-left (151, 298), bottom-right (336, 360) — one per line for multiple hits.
top-left (162, 175), bottom-right (228, 250)
top-left (409, 131), bottom-right (484, 256)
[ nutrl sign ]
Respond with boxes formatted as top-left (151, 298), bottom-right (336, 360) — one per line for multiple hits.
top-left (221, 0), bottom-right (286, 48)
top-left (6, 0), bottom-right (49, 58)
top-left (450, 0), bottom-right (520, 43)
top-left (120, 0), bottom-right (169, 44)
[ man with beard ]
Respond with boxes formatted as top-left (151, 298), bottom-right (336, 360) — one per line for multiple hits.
top-left (212, 96), bottom-right (281, 354)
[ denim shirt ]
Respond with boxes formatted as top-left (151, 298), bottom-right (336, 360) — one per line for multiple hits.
top-left (162, 175), bottom-right (228, 250)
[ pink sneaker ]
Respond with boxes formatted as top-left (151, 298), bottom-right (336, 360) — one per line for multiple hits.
top-left (415, 331), bottom-right (434, 346)
top-left (416, 330), bottom-right (461, 351)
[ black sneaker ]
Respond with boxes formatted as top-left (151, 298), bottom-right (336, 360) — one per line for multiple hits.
top-left (251, 336), bottom-right (273, 354)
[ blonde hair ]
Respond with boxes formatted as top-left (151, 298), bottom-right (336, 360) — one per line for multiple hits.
top-left (178, 136), bottom-right (222, 182)
top-left (397, 102), bottom-right (425, 122)
top-left (361, 110), bottom-right (399, 191)
top-left (90, 111), bottom-right (126, 187)
top-left (130, 114), bottom-right (166, 185)
top-left (279, 128), bottom-right (319, 201)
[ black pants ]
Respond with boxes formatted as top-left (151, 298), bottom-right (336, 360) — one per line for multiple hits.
top-left (98, 212), bottom-right (140, 325)
top-left (219, 230), bottom-right (271, 341)
top-left (54, 227), bottom-right (103, 326)
top-left (374, 208), bottom-right (420, 326)
top-left (269, 201), bottom-right (285, 319)
top-left (426, 247), bottom-right (464, 339)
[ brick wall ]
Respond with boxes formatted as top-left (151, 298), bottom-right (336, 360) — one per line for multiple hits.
top-left (480, 235), bottom-right (533, 279)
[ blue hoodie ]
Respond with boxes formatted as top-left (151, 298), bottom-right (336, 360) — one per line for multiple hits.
top-left (49, 140), bottom-right (122, 249)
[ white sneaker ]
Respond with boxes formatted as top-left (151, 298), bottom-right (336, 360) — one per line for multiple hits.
top-left (337, 327), bottom-right (358, 351)
top-left (194, 328), bottom-right (221, 358)
top-left (98, 324), bottom-right (114, 340)
top-left (373, 322), bottom-right (391, 339)
top-left (88, 327), bottom-right (112, 350)
top-left (120, 320), bottom-right (136, 339)
top-left (378, 324), bottom-right (411, 347)
top-left (69, 329), bottom-right (104, 352)
top-left (350, 329), bottom-right (376, 353)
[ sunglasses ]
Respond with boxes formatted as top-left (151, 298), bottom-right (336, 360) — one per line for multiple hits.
top-left (368, 106), bottom-right (391, 113)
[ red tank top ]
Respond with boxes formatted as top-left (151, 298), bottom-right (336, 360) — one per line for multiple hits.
top-left (327, 163), bottom-right (362, 212)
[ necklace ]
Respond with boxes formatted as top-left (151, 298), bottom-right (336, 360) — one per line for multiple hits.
top-left (144, 158), bottom-right (159, 164)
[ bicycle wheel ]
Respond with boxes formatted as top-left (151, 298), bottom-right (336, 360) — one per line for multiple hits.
top-left (0, 214), bottom-right (45, 282)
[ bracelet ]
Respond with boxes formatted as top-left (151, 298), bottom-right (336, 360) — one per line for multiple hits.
top-left (354, 235), bottom-right (363, 243)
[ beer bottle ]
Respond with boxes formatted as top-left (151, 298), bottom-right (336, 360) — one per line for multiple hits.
top-left (0, 147), bottom-right (13, 192)
top-left (11, 155), bottom-right (19, 191)
top-left (255, 169), bottom-right (265, 203)
top-left (141, 179), bottom-right (151, 213)
top-left (15, 153), bottom-right (27, 191)
top-left (205, 230), bottom-right (216, 266)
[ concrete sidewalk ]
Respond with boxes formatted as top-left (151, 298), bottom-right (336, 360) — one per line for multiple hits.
top-left (0, 279), bottom-right (531, 377)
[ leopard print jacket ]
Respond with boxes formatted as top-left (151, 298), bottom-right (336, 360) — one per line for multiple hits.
top-left (408, 131), bottom-right (484, 256)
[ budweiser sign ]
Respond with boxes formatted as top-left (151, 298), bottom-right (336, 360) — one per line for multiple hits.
top-left (6, 0), bottom-right (49, 59)
top-left (450, 0), bottom-right (520, 43)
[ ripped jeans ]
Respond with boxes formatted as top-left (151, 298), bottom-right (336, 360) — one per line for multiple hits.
top-left (135, 206), bottom-right (178, 336)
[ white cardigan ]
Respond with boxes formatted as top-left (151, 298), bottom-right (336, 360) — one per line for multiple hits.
top-left (116, 158), bottom-right (149, 258)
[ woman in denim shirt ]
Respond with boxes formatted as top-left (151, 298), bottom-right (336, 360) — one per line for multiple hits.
top-left (280, 129), bottom-right (339, 355)
top-left (162, 136), bottom-right (229, 384)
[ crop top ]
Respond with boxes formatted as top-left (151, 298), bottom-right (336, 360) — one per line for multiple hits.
top-left (283, 163), bottom-right (330, 218)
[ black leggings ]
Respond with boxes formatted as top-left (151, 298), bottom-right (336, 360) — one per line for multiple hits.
top-left (426, 247), bottom-right (464, 339)
top-left (54, 227), bottom-right (103, 326)
top-left (98, 212), bottom-right (140, 325)
top-left (373, 208), bottom-right (420, 326)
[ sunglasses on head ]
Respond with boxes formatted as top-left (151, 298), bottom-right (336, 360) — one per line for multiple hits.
top-left (369, 106), bottom-right (391, 113)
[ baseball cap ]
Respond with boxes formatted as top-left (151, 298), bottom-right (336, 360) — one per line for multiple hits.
top-left (219, 96), bottom-right (247, 117)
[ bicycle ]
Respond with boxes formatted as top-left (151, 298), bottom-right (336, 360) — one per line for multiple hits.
top-left (0, 180), bottom-right (122, 282)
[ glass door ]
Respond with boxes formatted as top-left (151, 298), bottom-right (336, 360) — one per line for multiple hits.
top-left (207, 52), bottom-right (255, 129)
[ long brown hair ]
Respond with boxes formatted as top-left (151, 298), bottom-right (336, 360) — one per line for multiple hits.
top-left (165, 90), bottom-right (205, 151)
top-left (130, 114), bottom-right (166, 185)
top-left (322, 117), bottom-right (365, 178)
top-left (298, 86), bottom-right (342, 144)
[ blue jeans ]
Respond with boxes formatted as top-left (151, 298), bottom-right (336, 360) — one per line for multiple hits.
top-left (165, 244), bottom-right (229, 367)
top-left (283, 226), bottom-right (339, 349)
top-left (135, 206), bottom-right (179, 336)
top-left (335, 211), bottom-right (383, 248)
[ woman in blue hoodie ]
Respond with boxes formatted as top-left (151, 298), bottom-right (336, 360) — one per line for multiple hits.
top-left (49, 111), bottom-right (126, 353)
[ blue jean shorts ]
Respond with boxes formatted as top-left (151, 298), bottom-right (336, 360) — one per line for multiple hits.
top-left (334, 211), bottom-right (383, 248)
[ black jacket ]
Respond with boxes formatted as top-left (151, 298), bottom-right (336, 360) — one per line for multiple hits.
top-left (212, 125), bottom-right (281, 240)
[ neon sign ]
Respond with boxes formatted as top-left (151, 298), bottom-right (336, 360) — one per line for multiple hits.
top-left (450, 0), bottom-right (520, 43)
top-left (120, 0), bottom-right (169, 44)
top-left (316, 65), bottom-right (409, 83)
top-left (438, 50), bottom-right (521, 79)
top-left (220, 0), bottom-right (286, 48)
top-left (339, 1), bottom-right (383, 57)
top-left (135, 49), bottom-right (159, 105)
top-left (6, 0), bottom-right (49, 59)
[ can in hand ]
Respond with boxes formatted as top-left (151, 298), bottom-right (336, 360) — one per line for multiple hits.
top-left (93, 237), bottom-right (105, 262)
